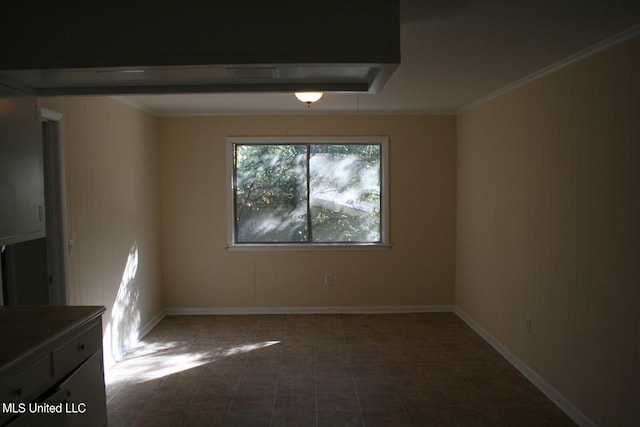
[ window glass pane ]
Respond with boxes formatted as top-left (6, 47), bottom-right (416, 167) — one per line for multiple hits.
top-left (235, 144), bottom-right (308, 242)
top-left (309, 145), bottom-right (381, 242)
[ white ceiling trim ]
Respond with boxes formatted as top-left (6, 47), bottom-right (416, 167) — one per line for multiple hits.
top-left (111, 95), bottom-right (160, 116)
top-left (456, 24), bottom-right (640, 114)
top-left (150, 109), bottom-right (457, 118)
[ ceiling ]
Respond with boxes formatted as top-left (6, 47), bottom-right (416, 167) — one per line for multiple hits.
top-left (116, 0), bottom-right (640, 116)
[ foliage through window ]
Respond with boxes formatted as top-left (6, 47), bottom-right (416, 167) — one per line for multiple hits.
top-left (227, 137), bottom-right (388, 249)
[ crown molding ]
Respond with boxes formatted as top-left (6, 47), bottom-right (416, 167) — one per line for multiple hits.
top-left (457, 24), bottom-right (640, 114)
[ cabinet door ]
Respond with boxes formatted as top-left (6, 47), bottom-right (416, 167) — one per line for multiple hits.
top-left (47, 350), bottom-right (107, 427)
top-left (0, 84), bottom-right (44, 245)
top-left (5, 409), bottom-right (67, 427)
top-left (62, 350), bottom-right (107, 427)
top-left (10, 350), bottom-right (108, 427)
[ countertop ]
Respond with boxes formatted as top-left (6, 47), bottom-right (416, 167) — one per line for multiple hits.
top-left (0, 306), bottom-right (105, 380)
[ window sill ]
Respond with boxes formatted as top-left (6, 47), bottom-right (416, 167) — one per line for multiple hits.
top-left (226, 243), bottom-right (391, 252)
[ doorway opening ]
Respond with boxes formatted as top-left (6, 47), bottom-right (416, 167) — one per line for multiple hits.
top-left (42, 108), bottom-right (68, 305)
top-left (0, 108), bottom-right (68, 305)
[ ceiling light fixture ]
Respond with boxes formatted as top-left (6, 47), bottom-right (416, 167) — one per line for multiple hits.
top-left (294, 92), bottom-right (323, 107)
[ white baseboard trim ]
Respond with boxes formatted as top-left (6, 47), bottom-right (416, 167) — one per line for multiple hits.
top-left (138, 309), bottom-right (166, 340)
top-left (165, 305), bottom-right (454, 316)
top-left (105, 309), bottom-right (166, 369)
top-left (454, 307), bottom-right (596, 427)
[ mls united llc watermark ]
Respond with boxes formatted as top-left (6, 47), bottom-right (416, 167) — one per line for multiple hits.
top-left (2, 402), bottom-right (87, 415)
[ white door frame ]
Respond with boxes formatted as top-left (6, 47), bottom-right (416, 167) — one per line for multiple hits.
top-left (41, 108), bottom-right (70, 305)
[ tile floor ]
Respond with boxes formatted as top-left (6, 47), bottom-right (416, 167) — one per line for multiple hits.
top-left (105, 312), bottom-right (576, 426)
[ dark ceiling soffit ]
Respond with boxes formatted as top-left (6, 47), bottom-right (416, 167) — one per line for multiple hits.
top-left (0, 1), bottom-right (400, 96)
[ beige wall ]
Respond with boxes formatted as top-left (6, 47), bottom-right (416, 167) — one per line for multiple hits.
top-left (31, 35), bottom-right (638, 425)
top-left (456, 36), bottom-right (639, 426)
top-left (39, 97), bottom-right (163, 367)
top-left (160, 115), bottom-right (456, 309)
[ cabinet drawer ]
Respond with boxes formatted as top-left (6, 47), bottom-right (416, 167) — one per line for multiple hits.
top-left (52, 322), bottom-right (101, 377)
top-left (0, 355), bottom-right (51, 404)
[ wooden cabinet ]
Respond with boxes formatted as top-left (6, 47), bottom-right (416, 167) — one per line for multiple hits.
top-left (0, 84), bottom-right (44, 246)
top-left (0, 306), bottom-right (106, 427)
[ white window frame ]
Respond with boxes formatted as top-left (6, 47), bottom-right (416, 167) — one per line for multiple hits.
top-left (226, 136), bottom-right (390, 251)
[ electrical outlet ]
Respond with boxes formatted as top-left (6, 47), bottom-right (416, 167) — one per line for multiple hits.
top-left (324, 274), bottom-right (334, 286)
top-left (526, 318), bottom-right (532, 334)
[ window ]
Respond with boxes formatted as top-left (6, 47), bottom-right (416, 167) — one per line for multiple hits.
top-left (227, 137), bottom-right (389, 250)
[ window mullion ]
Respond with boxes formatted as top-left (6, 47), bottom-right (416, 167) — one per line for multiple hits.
top-left (305, 144), bottom-right (312, 243)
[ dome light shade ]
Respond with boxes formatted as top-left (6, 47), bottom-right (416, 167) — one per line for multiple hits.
top-left (294, 92), bottom-right (323, 107)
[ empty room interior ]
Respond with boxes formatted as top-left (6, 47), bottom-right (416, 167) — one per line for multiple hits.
top-left (0, 1), bottom-right (638, 426)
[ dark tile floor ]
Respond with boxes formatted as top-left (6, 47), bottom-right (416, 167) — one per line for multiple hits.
top-left (105, 312), bottom-right (576, 426)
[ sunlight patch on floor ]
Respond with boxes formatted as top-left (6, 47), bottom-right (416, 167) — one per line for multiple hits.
top-left (105, 339), bottom-right (281, 386)
top-left (223, 340), bottom-right (280, 356)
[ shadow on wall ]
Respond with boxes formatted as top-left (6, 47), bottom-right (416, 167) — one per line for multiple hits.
top-left (104, 242), bottom-right (141, 364)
